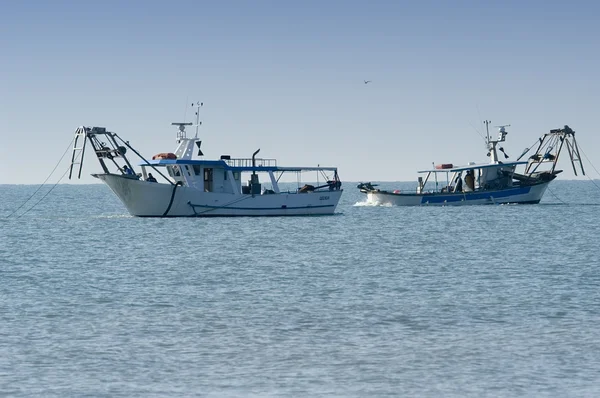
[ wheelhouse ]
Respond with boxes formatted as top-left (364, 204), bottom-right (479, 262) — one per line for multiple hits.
top-left (138, 157), bottom-right (341, 195)
top-left (415, 161), bottom-right (529, 194)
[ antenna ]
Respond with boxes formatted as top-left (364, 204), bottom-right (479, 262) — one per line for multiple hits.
top-left (192, 101), bottom-right (203, 138)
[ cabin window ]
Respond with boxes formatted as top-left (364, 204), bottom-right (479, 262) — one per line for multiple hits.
top-left (233, 172), bottom-right (240, 180)
top-left (185, 166), bottom-right (192, 176)
top-left (204, 168), bottom-right (213, 192)
top-left (224, 170), bottom-right (228, 180)
top-left (193, 165), bottom-right (201, 175)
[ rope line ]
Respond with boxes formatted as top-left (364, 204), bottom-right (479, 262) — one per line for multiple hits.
top-left (5, 137), bottom-right (75, 218)
top-left (188, 194), bottom-right (253, 216)
top-left (546, 185), bottom-right (566, 205)
top-left (15, 162), bottom-right (74, 219)
top-left (516, 138), bottom-right (541, 161)
top-left (162, 181), bottom-right (183, 216)
top-left (577, 145), bottom-right (600, 193)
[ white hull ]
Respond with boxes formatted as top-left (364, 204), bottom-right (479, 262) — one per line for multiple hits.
top-left (366, 183), bottom-right (550, 206)
top-left (98, 174), bottom-right (342, 216)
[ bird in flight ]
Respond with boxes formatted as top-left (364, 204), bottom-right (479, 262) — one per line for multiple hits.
top-left (364, 80), bottom-right (372, 84)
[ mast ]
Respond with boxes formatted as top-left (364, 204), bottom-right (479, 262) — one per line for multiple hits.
top-left (172, 101), bottom-right (203, 160)
top-left (484, 120), bottom-right (510, 163)
top-left (484, 120), bottom-right (491, 144)
top-left (193, 101), bottom-right (203, 138)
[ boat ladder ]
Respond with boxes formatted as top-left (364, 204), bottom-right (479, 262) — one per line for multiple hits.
top-left (69, 127), bottom-right (89, 179)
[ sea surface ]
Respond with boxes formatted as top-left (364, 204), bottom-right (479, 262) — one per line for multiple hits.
top-left (1, 181), bottom-right (600, 397)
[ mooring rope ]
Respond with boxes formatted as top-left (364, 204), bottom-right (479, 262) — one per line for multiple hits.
top-left (162, 181), bottom-right (183, 216)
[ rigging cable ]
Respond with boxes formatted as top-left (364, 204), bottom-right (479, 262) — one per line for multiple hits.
top-left (5, 137), bottom-right (75, 218)
top-left (15, 160), bottom-right (78, 219)
top-left (183, 95), bottom-right (189, 122)
top-left (469, 121), bottom-right (486, 143)
top-left (516, 138), bottom-right (543, 161)
top-left (542, 140), bottom-right (600, 205)
top-left (546, 185), bottom-right (566, 205)
top-left (577, 145), bottom-right (600, 193)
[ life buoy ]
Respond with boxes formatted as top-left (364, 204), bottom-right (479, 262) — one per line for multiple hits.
top-left (152, 152), bottom-right (177, 160)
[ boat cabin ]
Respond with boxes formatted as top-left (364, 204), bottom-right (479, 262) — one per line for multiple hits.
top-left (136, 121), bottom-right (341, 195)
top-left (415, 161), bottom-right (528, 194)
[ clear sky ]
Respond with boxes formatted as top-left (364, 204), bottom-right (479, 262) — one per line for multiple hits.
top-left (1, 0), bottom-right (599, 184)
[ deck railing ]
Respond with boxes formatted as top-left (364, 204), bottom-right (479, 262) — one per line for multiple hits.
top-left (223, 158), bottom-right (277, 168)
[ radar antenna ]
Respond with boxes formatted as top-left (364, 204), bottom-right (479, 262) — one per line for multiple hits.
top-left (494, 124), bottom-right (510, 143)
top-left (171, 122), bottom-right (192, 141)
top-left (484, 121), bottom-right (511, 161)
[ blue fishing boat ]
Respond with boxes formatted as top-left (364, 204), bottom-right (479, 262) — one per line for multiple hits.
top-left (358, 123), bottom-right (584, 206)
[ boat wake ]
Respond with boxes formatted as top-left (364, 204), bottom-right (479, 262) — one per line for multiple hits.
top-left (353, 200), bottom-right (392, 207)
top-left (94, 214), bottom-right (133, 219)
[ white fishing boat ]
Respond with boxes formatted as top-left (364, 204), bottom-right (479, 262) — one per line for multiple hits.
top-left (358, 122), bottom-right (585, 206)
top-left (69, 103), bottom-right (343, 216)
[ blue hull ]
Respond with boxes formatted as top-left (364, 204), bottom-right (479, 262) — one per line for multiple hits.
top-left (366, 183), bottom-right (550, 206)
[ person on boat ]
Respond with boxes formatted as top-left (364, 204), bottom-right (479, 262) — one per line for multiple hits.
top-left (453, 175), bottom-right (463, 192)
top-left (122, 165), bottom-right (135, 175)
top-left (146, 173), bottom-right (157, 183)
top-left (464, 170), bottom-right (475, 192)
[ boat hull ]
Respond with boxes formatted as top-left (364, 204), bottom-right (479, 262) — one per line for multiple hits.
top-left (97, 174), bottom-right (343, 216)
top-left (366, 183), bottom-right (550, 206)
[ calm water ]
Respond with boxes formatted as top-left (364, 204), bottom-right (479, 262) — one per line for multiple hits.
top-left (1, 181), bottom-right (600, 397)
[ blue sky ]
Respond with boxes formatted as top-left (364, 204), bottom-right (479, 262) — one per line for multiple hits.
top-left (1, 0), bottom-right (598, 184)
